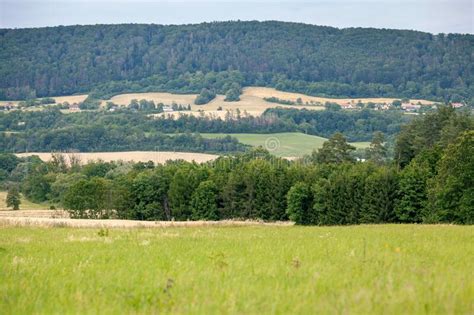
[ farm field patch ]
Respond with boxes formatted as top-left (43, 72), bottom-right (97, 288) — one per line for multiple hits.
top-left (201, 132), bottom-right (369, 157)
top-left (0, 225), bottom-right (472, 314)
top-left (0, 94), bottom-right (88, 107)
top-left (15, 151), bottom-right (219, 165)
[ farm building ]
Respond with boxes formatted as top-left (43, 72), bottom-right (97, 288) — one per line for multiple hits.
top-left (401, 104), bottom-right (421, 112)
top-left (163, 105), bottom-right (174, 112)
top-left (68, 103), bottom-right (80, 112)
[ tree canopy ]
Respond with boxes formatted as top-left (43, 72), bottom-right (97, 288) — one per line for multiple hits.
top-left (1, 21), bottom-right (472, 103)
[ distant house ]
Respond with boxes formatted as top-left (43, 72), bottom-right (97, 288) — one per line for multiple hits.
top-left (68, 103), bottom-right (80, 112)
top-left (163, 105), bottom-right (174, 112)
top-left (401, 104), bottom-right (421, 112)
top-left (340, 102), bottom-right (356, 109)
top-left (0, 102), bottom-right (14, 111)
top-left (108, 104), bottom-right (119, 112)
top-left (451, 102), bottom-right (464, 108)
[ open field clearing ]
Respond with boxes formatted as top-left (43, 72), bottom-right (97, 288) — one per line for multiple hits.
top-left (107, 88), bottom-right (326, 118)
top-left (201, 132), bottom-right (369, 157)
top-left (0, 94), bottom-right (88, 107)
top-left (16, 151), bottom-right (219, 164)
top-left (244, 87), bottom-right (436, 106)
top-left (0, 225), bottom-right (472, 314)
top-left (0, 191), bottom-right (50, 211)
top-left (104, 87), bottom-right (435, 119)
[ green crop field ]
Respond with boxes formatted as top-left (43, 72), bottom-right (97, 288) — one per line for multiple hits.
top-left (201, 132), bottom-right (369, 157)
top-left (1, 225), bottom-right (472, 314)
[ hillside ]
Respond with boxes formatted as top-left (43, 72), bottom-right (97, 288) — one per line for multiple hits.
top-left (1, 21), bottom-right (472, 102)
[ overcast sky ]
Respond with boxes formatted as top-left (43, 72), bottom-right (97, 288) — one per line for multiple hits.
top-left (1, 0), bottom-right (472, 34)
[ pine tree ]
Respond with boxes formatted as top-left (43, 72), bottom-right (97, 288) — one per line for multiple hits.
top-left (286, 182), bottom-right (313, 225)
top-left (312, 133), bottom-right (355, 164)
top-left (366, 132), bottom-right (387, 164)
top-left (396, 160), bottom-right (430, 223)
top-left (429, 131), bottom-right (474, 224)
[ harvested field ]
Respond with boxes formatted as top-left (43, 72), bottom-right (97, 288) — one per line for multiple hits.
top-left (105, 87), bottom-right (435, 119)
top-left (108, 88), bottom-right (325, 118)
top-left (0, 217), bottom-right (290, 228)
top-left (16, 151), bottom-right (219, 164)
top-left (0, 94), bottom-right (88, 107)
top-left (244, 87), bottom-right (436, 105)
top-left (0, 210), bottom-right (68, 218)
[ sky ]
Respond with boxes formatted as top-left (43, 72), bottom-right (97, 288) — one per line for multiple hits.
top-left (0, 0), bottom-right (473, 34)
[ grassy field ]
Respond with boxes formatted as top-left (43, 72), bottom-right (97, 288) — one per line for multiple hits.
top-left (0, 225), bottom-right (472, 314)
top-left (202, 132), bottom-right (370, 157)
top-left (0, 191), bottom-right (50, 211)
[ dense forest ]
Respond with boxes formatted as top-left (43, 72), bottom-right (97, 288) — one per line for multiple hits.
top-left (1, 21), bottom-right (473, 102)
top-left (1, 107), bottom-right (472, 224)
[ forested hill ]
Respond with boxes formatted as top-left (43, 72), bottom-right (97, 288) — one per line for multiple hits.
top-left (1, 21), bottom-right (473, 102)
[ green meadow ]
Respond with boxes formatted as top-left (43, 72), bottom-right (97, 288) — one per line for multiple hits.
top-left (201, 132), bottom-right (369, 157)
top-left (1, 225), bottom-right (472, 314)
top-left (0, 191), bottom-right (50, 210)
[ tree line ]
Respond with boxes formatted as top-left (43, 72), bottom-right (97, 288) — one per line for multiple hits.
top-left (1, 107), bottom-right (472, 224)
top-left (1, 22), bottom-right (472, 104)
top-left (0, 106), bottom-right (410, 153)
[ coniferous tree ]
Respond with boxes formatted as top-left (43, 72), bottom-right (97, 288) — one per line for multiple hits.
top-left (286, 182), bottom-right (313, 225)
top-left (428, 131), bottom-right (474, 224)
top-left (191, 180), bottom-right (219, 220)
top-left (361, 167), bottom-right (398, 223)
top-left (366, 132), bottom-right (387, 164)
top-left (312, 133), bottom-right (356, 164)
top-left (396, 160), bottom-right (430, 223)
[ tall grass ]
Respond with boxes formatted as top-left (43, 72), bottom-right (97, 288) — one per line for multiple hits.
top-left (1, 225), bottom-right (472, 314)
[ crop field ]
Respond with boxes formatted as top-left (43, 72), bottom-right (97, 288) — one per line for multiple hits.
top-left (15, 151), bottom-right (219, 165)
top-left (201, 132), bottom-right (369, 157)
top-left (0, 95), bottom-right (88, 107)
top-left (104, 87), bottom-right (435, 119)
top-left (244, 87), bottom-right (436, 106)
top-left (107, 87), bottom-right (326, 118)
top-left (0, 224), bottom-right (472, 314)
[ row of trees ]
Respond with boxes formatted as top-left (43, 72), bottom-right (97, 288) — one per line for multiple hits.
top-left (0, 127), bottom-right (248, 154)
top-left (1, 107), bottom-right (472, 223)
top-left (0, 106), bottom-right (410, 145)
top-left (1, 22), bottom-right (472, 103)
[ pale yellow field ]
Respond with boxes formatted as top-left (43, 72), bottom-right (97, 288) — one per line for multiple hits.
top-left (16, 151), bottom-right (219, 164)
top-left (244, 87), bottom-right (436, 105)
top-left (108, 87), bottom-right (326, 118)
top-left (105, 87), bottom-right (435, 118)
top-left (1, 87), bottom-right (435, 117)
top-left (0, 94), bottom-right (88, 107)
